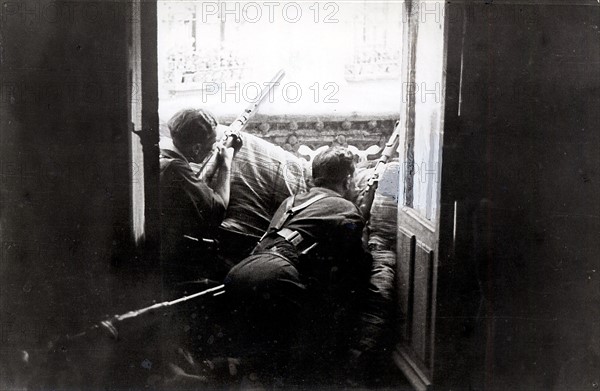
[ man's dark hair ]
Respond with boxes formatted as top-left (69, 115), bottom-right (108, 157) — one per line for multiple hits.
top-left (312, 146), bottom-right (355, 187)
top-left (168, 108), bottom-right (217, 146)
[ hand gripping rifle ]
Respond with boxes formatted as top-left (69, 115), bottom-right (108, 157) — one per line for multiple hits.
top-left (358, 121), bottom-right (401, 222)
top-left (196, 69), bottom-right (286, 181)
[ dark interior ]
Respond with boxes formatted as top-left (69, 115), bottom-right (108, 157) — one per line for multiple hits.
top-left (1, 1), bottom-right (598, 389)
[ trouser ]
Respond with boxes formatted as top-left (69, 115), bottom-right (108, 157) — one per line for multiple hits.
top-left (224, 252), bottom-right (306, 379)
top-left (217, 228), bottom-right (261, 268)
top-left (223, 252), bottom-right (353, 386)
top-left (161, 240), bottom-right (224, 299)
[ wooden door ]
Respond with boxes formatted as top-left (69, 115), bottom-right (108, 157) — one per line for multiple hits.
top-left (393, 1), bottom-right (447, 389)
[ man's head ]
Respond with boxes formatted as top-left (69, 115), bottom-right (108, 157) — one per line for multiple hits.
top-left (312, 146), bottom-right (356, 199)
top-left (168, 108), bottom-right (218, 163)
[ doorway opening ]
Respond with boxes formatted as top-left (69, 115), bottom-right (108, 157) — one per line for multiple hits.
top-left (157, 1), bottom-right (403, 155)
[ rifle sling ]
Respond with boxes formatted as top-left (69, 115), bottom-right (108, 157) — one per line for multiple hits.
top-left (257, 193), bottom-right (331, 253)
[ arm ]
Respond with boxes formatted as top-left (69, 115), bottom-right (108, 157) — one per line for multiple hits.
top-left (197, 152), bottom-right (220, 183)
top-left (197, 130), bottom-right (242, 183)
top-left (210, 144), bottom-right (234, 209)
top-left (357, 122), bottom-right (400, 220)
top-left (169, 153), bottom-right (230, 229)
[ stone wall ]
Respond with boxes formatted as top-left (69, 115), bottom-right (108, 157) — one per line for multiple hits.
top-left (222, 115), bottom-right (398, 157)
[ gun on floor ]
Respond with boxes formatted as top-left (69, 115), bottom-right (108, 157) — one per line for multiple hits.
top-left (11, 284), bottom-right (226, 389)
top-left (60, 284), bottom-right (226, 343)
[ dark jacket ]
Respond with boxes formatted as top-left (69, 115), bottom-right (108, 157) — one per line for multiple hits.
top-left (258, 186), bottom-right (369, 297)
top-left (159, 148), bottom-right (226, 283)
top-left (225, 187), bottom-right (371, 382)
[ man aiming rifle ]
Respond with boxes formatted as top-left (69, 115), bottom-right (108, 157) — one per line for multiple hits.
top-left (357, 120), bottom-right (401, 221)
top-left (350, 121), bottom-right (402, 385)
top-left (188, 70), bottom-right (308, 269)
top-left (159, 108), bottom-right (236, 291)
top-left (159, 70), bottom-right (290, 288)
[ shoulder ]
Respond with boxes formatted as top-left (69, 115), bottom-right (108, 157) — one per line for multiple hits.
top-left (309, 190), bottom-right (363, 221)
top-left (243, 132), bottom-right (304, 164)
top-left (160, 153), bottom-right (180, 177)
top-left (160, 154), bottom-right (208, 190)
top-left (238, 132), bottom-right (307, 192)
top-left (319, 197), bottom-right (365, 237)
top-left (163, 155), bottom-right (193, 175)
top-left (322, 194), bottom-right (359, 211)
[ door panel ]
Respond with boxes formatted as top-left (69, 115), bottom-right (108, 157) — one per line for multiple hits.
top-left (412, 241), bottom-right (433, 365)
top-left (393, 1), bottom-right (447, 389)
top-left (397, 229), bottom-right (415, 340)
top-left (395, 211), bottom-right (437, 389)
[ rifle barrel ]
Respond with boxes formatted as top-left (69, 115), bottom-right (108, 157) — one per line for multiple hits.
top-left (229, 69), bottom-right (285, 133)
top-left (116, 284), bottom-right (226, 322)
top-left (63, 284), bottom-right (226, 342)
top-left (195, 69), bottom-right (285, 178)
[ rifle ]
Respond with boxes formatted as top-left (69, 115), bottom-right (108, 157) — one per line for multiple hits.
top-left (62, 284), bottom-right (225, 342)
top-left (196, 69), bottom-right (286, 180)
top-left (11, 284), bottom-right (226, 389)
top-left (358, 121), bottom-right (401, 222)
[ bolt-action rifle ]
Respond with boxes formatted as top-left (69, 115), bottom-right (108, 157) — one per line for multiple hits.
top-left (56, 284), bottom-right (226, 343)
top-left (358, 121), bottom-right (401, 222)
top-left (196, 69), bottom-right (286, 181)
top-left (14, 284), bottom-right (226, 389)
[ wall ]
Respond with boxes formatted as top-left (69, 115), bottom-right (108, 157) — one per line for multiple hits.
top-left (0, 1), bottom-right (160, 387)
top-left (440, 2), bottom-right (600, 389)
top-left (2, 1), bottom-right (598, 389)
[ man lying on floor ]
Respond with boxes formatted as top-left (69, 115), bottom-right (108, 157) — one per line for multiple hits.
top-left (161, 147), bottom-right (367, 387)
top-left (223, 146), bottom-right (370, 387)
top-left (163, 147), bottom-right (398, 389)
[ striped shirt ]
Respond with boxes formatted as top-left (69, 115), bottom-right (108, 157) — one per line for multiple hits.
top-left (176, 131), bottom-right (308, 239)
top-left (221, 131), bottom-right (308, 238)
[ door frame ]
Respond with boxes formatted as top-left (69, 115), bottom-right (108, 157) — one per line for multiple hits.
top-left (393, 1), bottom-right (451, 389)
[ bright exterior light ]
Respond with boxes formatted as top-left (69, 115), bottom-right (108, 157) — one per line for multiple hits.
top-left (158, 1), bottom-right (403, 121)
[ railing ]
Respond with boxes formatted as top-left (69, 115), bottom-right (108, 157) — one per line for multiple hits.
top-left (345, 47), bottom-right (401, 81)
top-left (163, 49), bottom-right (250, 96)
